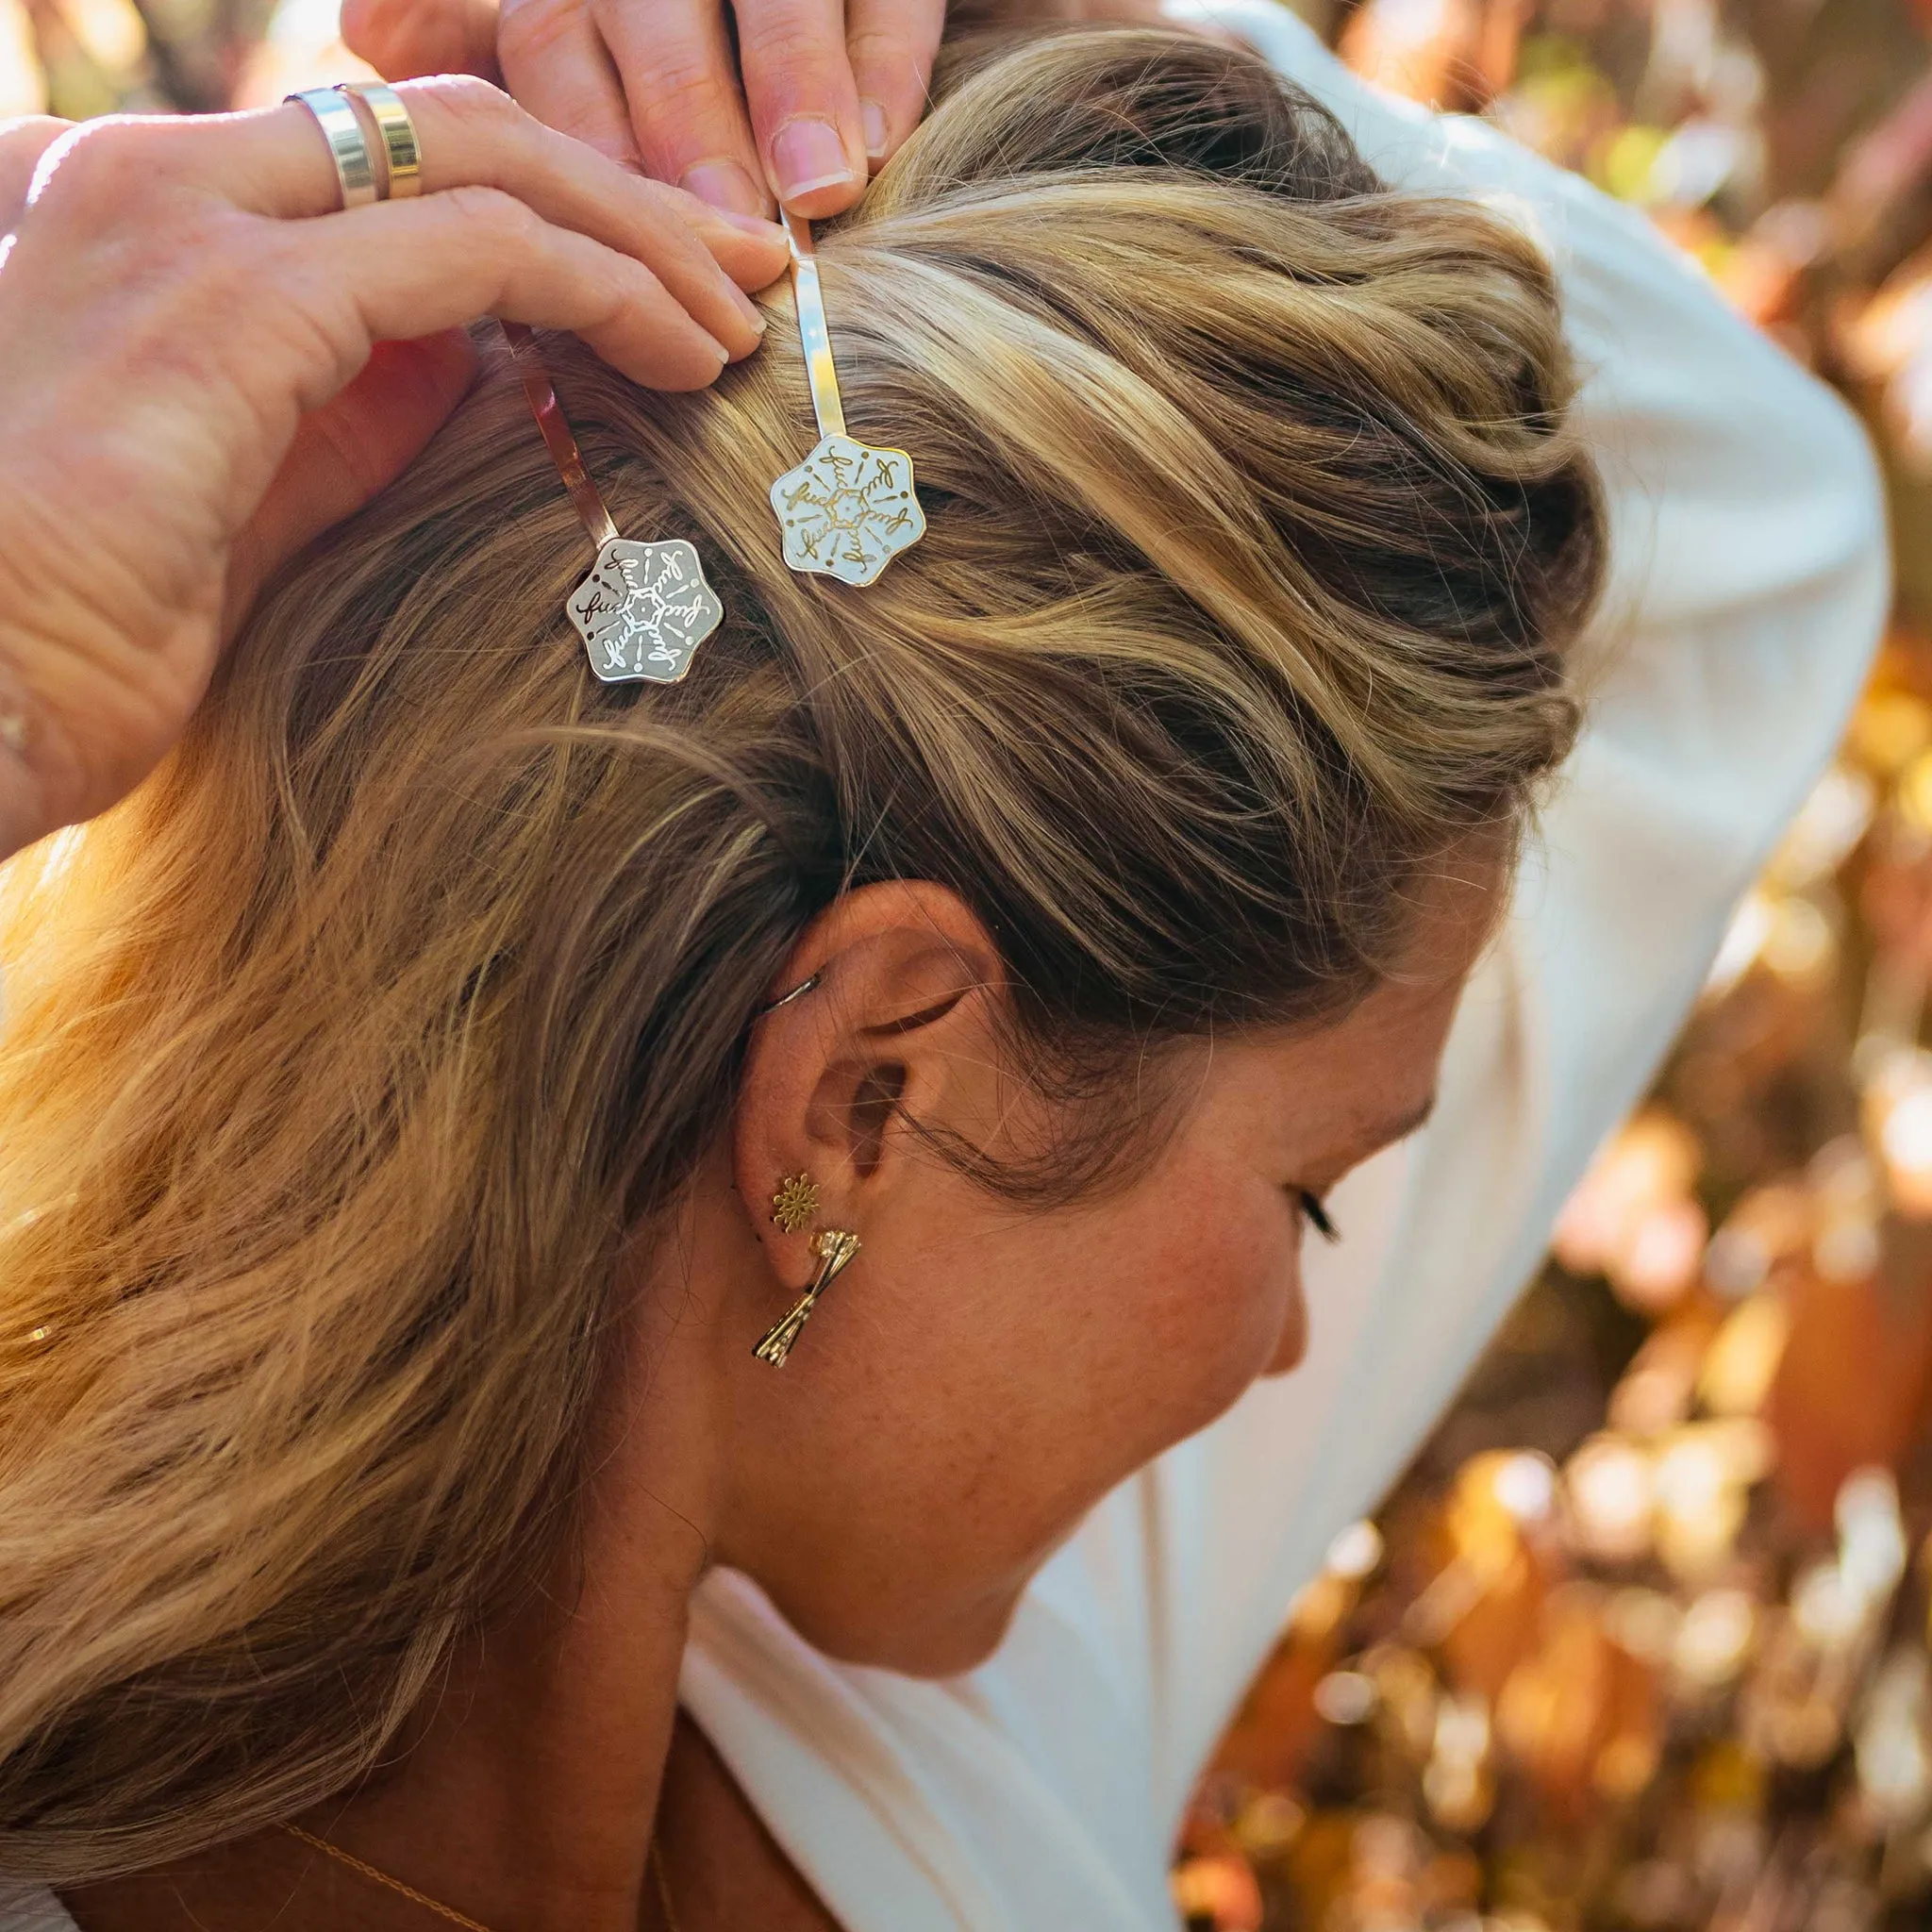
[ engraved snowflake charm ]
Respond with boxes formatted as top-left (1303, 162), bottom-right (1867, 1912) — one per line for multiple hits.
top-left (566, 538), bottom-right (724, 685)
top-left (769, 434), bottom-right (925, 587)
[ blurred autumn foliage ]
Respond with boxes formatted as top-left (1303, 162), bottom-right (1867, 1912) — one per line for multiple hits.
top-left (0, 0), bottom-right (369, 120)
top-left (8, 0), bottom-right (1932, 1923)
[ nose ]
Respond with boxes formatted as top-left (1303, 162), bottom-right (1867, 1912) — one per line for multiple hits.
top-left (1258, 1255), bottom-right (1308, 1378)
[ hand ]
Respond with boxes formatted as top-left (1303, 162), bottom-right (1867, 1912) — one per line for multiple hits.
top-left (0, 79), bottom-right (790, 863)
top-left (341, 0), bottom-right (947, 218)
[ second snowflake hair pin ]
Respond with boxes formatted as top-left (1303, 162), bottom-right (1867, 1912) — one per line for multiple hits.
top-left (769, 212), bottom-right (925, 587)
top-left (501, 322), bottom-right (724, 686)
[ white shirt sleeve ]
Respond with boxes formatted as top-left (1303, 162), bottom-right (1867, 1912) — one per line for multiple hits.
top-left (681, 10), bottom-right (1890, 1926)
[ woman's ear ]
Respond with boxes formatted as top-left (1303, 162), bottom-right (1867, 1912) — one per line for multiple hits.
top-left (731, 882), bottom-right (1005, 1274)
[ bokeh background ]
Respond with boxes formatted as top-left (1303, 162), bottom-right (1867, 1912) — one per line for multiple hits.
top-left (7, 0), bottom-right (1932, 1924)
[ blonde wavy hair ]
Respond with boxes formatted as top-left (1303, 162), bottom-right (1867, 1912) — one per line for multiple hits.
top-left (0, 24), bottom-right (1605, 1879)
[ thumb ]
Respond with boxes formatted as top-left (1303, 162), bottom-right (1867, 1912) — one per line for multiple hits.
top-left (223, 328), bottom-right (478, 639)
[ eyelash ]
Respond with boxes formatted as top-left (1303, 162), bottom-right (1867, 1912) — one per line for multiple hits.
top-left (1298, 1191), bottom-right (1341, 1243)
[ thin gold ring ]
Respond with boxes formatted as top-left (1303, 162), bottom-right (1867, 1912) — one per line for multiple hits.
top-left (337, 81), bottom-right (422, 199)
top-left (284, 87), bottom-right (377, 210)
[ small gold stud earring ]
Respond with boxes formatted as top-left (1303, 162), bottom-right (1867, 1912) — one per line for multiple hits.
top-left (771, 1172), bottom-right (820, 1235)
top-left (754, 1228), bottom-right (861, 1368)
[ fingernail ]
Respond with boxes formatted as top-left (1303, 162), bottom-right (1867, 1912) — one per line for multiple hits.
top-left (860, 98), bottom-right (889, 158)
top-left (714, 208), bottom-right (788, 240)
top-left (679, 160), bottom-right (768, 219)
top-left (771, 117), bottom-right (858, 205)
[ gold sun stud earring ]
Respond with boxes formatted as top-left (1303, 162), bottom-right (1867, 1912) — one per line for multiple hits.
top-left (754, 1227), bottom-right (862, 1368)
top-left (770, 1171), bottom-right (820, 1235)
top-left (769, 212), bottom-right (924, 587)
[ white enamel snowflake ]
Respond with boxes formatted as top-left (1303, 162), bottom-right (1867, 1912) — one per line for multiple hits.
top-left (769, 434), bottom-right (925, 587)
top-left (566, 538), bottom-right (724, 685)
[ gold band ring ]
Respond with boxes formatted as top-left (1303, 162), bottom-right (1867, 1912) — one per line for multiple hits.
top-left (284, 87), bottom-right (377, 210)
top-left (337, 81), bottom-right (422, 200)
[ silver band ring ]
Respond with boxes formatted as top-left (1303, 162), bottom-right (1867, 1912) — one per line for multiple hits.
top-left (337, 81), bottom-right (422, 200)
top-left (285, 87), bottom-right (378, 210)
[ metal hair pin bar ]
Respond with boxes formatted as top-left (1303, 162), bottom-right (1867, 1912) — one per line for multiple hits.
top-left (501, 322), bottom-right (724, 687)
top-left (769, 212), bottom-right (925, 587)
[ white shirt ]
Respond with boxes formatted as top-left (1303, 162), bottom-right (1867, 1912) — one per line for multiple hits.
top-left (0, 3), bottom-right (1889, 1926)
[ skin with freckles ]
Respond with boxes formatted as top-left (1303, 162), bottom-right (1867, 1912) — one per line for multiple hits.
top-left (714, 878), bottom-right (1479, 1673)
top-left (61, 859), bottom-right (1495, 1932)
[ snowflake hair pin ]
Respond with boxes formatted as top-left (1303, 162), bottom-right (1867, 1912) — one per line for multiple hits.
top-left (770, 213), bottom-right (925, 589)
top-left (503, 323), bottom-right (725, 685)
top-left (565, 539), bottom-right (721, 684)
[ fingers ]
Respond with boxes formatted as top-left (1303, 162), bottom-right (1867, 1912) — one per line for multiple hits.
top-left (161, 79), bottom-right (788, 354)
top-left (731, 0), bottom-right (870, 216)
top-left (509, 0), bottom-right (940, 221)
top-left (844, 0), bottom-right (944, 175)
top-left (589, 0), bottom-right (771, 217)
top-left (497, 0), bottom-right (641, 171)
top-left (0, 117), bottom-right (71, 230)
top-left (340, 0), bottom-right (503, 83)
top-left (224, 329), bottom-right (477, 636)
top-left (284, 185), bottom-right (743, 391)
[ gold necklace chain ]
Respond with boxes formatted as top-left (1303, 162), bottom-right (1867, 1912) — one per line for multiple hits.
top-left (282, 1825), bottom-right (495, 1931)
top-left (282, 1823), bottom-right (685, 1932)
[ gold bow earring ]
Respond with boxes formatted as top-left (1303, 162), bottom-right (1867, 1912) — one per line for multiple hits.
top-left (756, 1171), bottom-right (860, 1367)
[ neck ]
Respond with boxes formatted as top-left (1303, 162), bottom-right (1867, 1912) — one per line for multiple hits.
top-left (65, 1204), bottom-right (739, 1932)
top-left (321, 1512), bottom-right (703, 1931)
top-left (315, 1255), bottom-right (727, 1932)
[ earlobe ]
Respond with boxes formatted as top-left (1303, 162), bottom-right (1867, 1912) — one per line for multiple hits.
top-left (752, 1226), bottom-right (862, 1368)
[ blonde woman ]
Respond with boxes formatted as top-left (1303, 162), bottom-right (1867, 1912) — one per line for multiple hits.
top-left (0, 8), bottom-right (1887, 1932)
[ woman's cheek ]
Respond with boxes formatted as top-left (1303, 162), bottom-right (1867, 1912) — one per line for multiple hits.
top-left (1140, 1177), bottom-right (1300, 1425)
